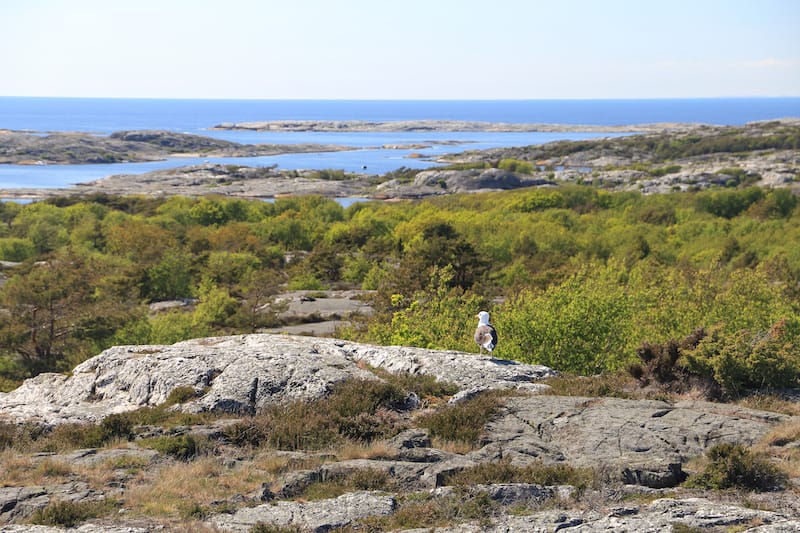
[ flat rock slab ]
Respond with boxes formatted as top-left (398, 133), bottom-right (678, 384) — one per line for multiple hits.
top-left (209, 490), bottom-right (395, 532)
top-left (424, 497), bottom-right (798, 532)
top-left (0, 481), bottom-right (103, 524)
top-left (0, 334), bottom-right (555, 425)
top-left (473, 395), bottom-right (793, 487)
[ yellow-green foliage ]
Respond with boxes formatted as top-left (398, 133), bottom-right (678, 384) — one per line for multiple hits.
top-left (0, 186), bottom-right (797, 385)
top-left (496, 264), bottom-right (634, 373)
top-left (498, 158), bottom-right (535, 174)
top-left (683, 319), bottom-right (800, 396)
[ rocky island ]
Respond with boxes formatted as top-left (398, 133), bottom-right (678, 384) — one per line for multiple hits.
top-left (211, 119), bottom-right (676, 133)
top-left (0, 130), bottom-right (353, 166)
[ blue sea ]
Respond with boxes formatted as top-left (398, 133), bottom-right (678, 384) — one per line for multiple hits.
top-left (1, 97), bottom-right (798, 190)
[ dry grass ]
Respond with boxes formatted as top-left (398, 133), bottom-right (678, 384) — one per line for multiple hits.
top-left (429, 437), bottom-right (476, 455)
top-left (755, 419), bottom-right (800, 478)
top-left (0, 451), bottom-right (74, 486)
top-left (542, 373), bottom-right (638, 399)
top-left (736, 394), bottom-right (800, 416)
top-left (249, 450), bottom-right (329, 476)
top-left (123, 456), bottom-right (268, 519)
top-left (333, 440), bottom-right (394, 461)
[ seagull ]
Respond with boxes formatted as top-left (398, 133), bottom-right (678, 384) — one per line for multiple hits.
top-left (474, 311), bottom-right (498, 355)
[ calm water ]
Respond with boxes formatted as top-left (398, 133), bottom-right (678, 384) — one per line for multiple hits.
top-left (1, 97), bottom-right (798, 189)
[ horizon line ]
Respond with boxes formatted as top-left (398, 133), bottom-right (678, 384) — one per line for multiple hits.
top-left (2, 95), bottom-right (800, 102)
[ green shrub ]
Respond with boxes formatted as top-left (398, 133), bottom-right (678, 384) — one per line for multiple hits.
top-left (227, 377), bottom-right (416, 450)
top-left (628, 329), bottom-right (708, 390)
top-left (686, 443), bottom-right (788, 491)
top-left (683, 319), bottom-right (800, 397)
top-left (749, 187), bottom-right (798, 219)
top-left (443, 458), bottom-right (595, 490)
top-left (417, 390), bottom-right (505, 445)
top-left (497, 265), bottom-right (633, 374)
top-left (695, 187), bottom-right (764, 218)
top-left (287, 272), bottom-right (326, 290)
top-left (0, 237), bottom-right (36, 261)
top-left (30, 499), bottom-right (118, 527)
top-left (99, 413), bottom-right (135, 441)
top-left (139, 434), bottom-right (198, 460)
top-left (163, 385), bottom-right (200, 406)
top-left (371, 368), bottom-right (459, 400)
top-left (498, 158), bottom-right (534, 174)
top-left (354, 490), bottom-right (497, 531)
top-left (647, 164), bottom-right (681, 177)
top-left (300, 467), bottom-right (392, 500)
top-left (250, 524), bottom-right (304, 533)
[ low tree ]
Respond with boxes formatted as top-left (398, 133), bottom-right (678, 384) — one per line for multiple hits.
top-left (0, 250), bottom-right (139, 374)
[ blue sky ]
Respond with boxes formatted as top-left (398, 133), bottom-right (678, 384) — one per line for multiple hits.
top-left (1, 0), bottom-right (798, 99)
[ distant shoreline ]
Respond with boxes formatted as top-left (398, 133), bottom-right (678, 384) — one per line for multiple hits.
top-left (211, 119), bottom-right (692, 133)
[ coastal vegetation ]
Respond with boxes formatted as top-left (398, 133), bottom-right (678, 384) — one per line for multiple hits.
top-left (0, 184), bottom-right (797, 396)
top-left (458, 121), bottom-right (800, 164)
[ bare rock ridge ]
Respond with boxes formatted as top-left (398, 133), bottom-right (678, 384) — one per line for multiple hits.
top-left (0, 334), bottom-right (556, 425)
top-left (1, 334), bottom-right (798, 532)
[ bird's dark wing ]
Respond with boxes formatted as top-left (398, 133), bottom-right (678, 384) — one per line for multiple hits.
top-left (474, 324), bottom-right (497, 351)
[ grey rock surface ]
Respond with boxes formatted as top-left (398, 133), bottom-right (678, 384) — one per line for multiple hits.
top-left (459, 497), bottom-right (797, 532)
top-left (0, 482), bottom-right (104, 524)
top-left (209, 490), bottom-right (395, 532)
top-left (0, 334), bottom-right (556, 425)
top-left (0, 526), bottom-right (150, 533)
top-left (469, 395), bottom-right (791, 487)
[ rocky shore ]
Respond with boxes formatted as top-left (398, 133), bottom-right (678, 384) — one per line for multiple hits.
top-left (1, 334), bottom-right (798, 531)
top-left (1, 120), bottom-right (796, 201)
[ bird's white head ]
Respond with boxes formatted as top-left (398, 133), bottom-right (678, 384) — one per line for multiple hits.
top-left (477, 311), bottom-right (491, 326)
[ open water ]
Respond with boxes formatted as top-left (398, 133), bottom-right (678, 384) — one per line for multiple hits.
top-left (1, 97), bottom-right (798, 190)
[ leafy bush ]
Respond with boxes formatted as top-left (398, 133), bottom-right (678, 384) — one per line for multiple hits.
top-left (687, 443), bottom-right (788, 491)
top-left (695, 187), bottom-right (764, 218)
top-left (497, 265), bottom-right (633, 374)
top-left (287, 272), bottom-right (326, 290)
top-left (0, 237), bottom-right (36, 261)
top-left (372, 266), bottom-right (490, 351)
top-left (749, 187), bottom-right (798, 219)
top-left (498, 158), bottom-right (534, 174)
top-left (629, 319), bottom-right (800, 398)
top-left (683, 319), bottom-right (800, 396)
